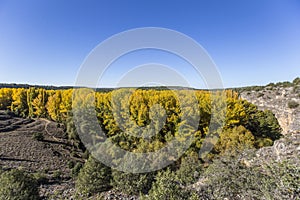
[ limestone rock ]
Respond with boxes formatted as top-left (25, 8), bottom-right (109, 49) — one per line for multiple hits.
top-left (240, 85), bottom-right (300, 134)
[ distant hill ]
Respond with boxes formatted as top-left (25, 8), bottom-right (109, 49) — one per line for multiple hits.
top-left (0, 83), bottom-right (198, 92)
top-left (0, 83), bottom-right (75, 90)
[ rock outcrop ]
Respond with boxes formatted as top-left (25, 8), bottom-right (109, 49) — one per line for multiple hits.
top-left (255, 131), bottom-right (300, 163)
top-left (240, 85), bottom-right (300, 134)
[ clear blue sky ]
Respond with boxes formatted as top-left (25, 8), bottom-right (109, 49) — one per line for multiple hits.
top-left (0, 0), bottom-right (299, 88)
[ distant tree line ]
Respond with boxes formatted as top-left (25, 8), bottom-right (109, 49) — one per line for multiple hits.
top-left (231, 77), bottom-right (300, 93)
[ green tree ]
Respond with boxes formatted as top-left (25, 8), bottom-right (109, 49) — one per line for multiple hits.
top-left (144, 169), bottom-right (189, 200)
top-left (247, 110), bottom-right (282, 146)
top-left (111, 170), bottom-right (154, 195)
top-left (76, 156), bottom-right (112, 197)
top-left (65, 115), bottom-right (81, 148)
top-left (0, 169), bottom-right (39, 200)
top-left (293, 77), bottom-right (300, 85)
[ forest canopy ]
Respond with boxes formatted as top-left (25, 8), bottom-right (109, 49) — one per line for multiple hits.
top-left (0, 87), bottom-right (281, 155)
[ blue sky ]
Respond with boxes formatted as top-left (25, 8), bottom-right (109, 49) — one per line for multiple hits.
top-left (0, 0), bottom-right (299, 88)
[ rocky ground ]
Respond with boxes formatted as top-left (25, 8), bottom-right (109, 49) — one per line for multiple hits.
top-left (255, 130), bottom-right (300, 164)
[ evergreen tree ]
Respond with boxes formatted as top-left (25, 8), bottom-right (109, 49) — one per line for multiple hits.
top-left (111, 170), bottom-right (155, 195)
top-left (76, 156), bottom-right (112, 197)
top-left (0, 169), bottom-right (39, 200)
top-left (144, 169), bottom-right (189, 200)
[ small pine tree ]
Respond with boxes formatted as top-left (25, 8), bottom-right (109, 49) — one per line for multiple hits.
top-left (75, 156), bottom-right (112, 197)
top-left (0, 169), bottom-right (39, 200)
top-left (111, 170), bottom-right (154, 195)
top-left (144, 169), bottom-right (189, 200)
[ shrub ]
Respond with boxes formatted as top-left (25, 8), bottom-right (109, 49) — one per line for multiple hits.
top-left (82, 150), bottom-right (90, 160)
top-left (111, 170), bottom-right (154, 195)
top-left (247, 110), bottom-right (282, 142)
top-left (214, 126), bottom-right (255, 154)
top-left (0, 169), bottom-right (39, 200)
top-left (200, 150), bottom-right (300, 200)
top-left (293, 77), bottom-right (300, 85)
top-left (293, 85), bottom-right (300, 93)
top-left (32, 132), bottom-right (44, 141)
top-left (202, 150), bottom-right (265, 199)
top-left (68, 160), bottom-right (75, 169)
top-left (257, 93), bottom-right (264, 98)
top-left (278, 81), bottom-right (293, 88)
top-left (267, 83), bottom-right (275, 87)
top-left (288, 100), bottom-right (299, 109)
top-left (75, 157), bottom-right (111, 197)
top-left (53, 170), bottom-right (62, 179)
top-left (175, 153), bottom-right (202, 185)
top-left (33, 172), bottom-right (48, 184)
top-left (71, 162), bottom-right (83, 177)
top-left (262, 160), bottom-right (300, 199)
top-left (143, 169), bottom-right (189, 200)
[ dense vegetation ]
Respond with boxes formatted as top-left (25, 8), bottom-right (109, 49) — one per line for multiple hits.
top-left (0, 86), bottom-right (286, 199)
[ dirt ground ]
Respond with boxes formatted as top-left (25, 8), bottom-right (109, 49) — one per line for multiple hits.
top-left (0, 110), bottom-right (83, 199)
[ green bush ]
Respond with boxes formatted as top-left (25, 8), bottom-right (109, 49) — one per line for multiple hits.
top-left (52, 170), bottom-right (62, 180)
top-left (247, 109), bottom-right (282, 143)
top-left (143, 169), bottom-right (189, 200)
top-left (292, 77), bottom-right (300, 85)
top-left (111, 170), bottom-right (154, 195)
top-left (288, 100), bottom-right (299, 109)
top-left (202, 151), bottom-right (265, 199)
top-left (200, 150), bottom-right (300, 200)
top-left (276, 81), bottom-right (293, 88)
top-left (175, 153), bottom-right (201, 185)
top-left (0, 169), bottom-right (40, 200)
top-left (32, 132), bottom-right (44, 141)
top-left (262, 160), bottom-right (300, 199)
top-left (33, 172), bottom-right (48, 184)
top-left (75, 157), bottom-right (111, 197)
top-left (214, 126), bottom-right (255, 154)
top-left (82, 150), bottom-right (90, 160)
top-left (257, 93), bottom-right (264, 98)
top-left (67, 160), bottom-right (75, 169)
